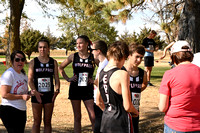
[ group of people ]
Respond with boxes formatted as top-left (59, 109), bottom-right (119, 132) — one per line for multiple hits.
top-left (0, 40), bottom-right (60, 133)
top-left (0, 31), bottom-right (200, 133)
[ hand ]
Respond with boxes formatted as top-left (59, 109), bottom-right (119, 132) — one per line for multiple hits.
top-left (52, 89), bottom-right (59, 102)
top-left (68, 75), bottom-right (77, 82)
top-left (88, 78), bottom-right (94, 85)
top-left (32, 90), bottom-right (43, 104)
top-left (22, 94), bottom-right (31, 101)
top-left (160, 55), bottom-right (165, 60)
top-left (131, 110), bottom-right (139, 118)
top-left (149, 49), bottom-right (154, 53)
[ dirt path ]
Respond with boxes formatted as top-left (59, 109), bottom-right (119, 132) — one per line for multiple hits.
top-left (0, 81), bottom-right (164, 133)
top-left (0, 50), bottom-right (167, 133)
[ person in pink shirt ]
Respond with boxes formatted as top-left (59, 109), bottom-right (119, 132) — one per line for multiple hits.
top-left (158, 40), bottom-right (200, 133)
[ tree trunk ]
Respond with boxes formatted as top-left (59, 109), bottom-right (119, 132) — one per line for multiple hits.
top-left (6, 0), bottom-right (25, 68)
top-left (178, 0), bottom-right (200, 53)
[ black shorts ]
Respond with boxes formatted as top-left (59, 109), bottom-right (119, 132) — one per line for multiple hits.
top-left (68, 84), bottom-right (94, 101)
top-left (132, 116), bottom-right (139, 133)
top-left (31, 92), bottom-right (54, 104)
top-left (94, 103), bottom-right (103, 133)
top-left (144, 56), bottom-right (154, 67)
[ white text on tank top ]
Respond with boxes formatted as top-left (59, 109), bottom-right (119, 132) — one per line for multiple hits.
top-left (103, 74), bottom-right (112, 111)
top-left (130, 76), bottom-right (141, 111)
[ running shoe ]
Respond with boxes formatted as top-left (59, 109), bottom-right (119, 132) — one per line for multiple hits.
top-left (147, 82), bottom-right (154, 87)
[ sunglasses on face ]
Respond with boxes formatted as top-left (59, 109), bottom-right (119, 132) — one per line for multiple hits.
top-left (91, 49), bottom-right (98, 51)
top-left (15, 58), bottom-right (26, 62)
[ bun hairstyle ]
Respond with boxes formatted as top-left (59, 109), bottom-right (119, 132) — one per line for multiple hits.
top-left (107, 41), bottom-right (129, 61)
top-left (10, 50), bottom-right (26, 75)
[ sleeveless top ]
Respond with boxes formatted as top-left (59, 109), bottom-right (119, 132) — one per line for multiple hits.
top-left (122, 67), bottom-right (144, 111)
top-left (33, 57), bottom-right (54, 93)
top-left (99, 68), bottom-right (132, 133)
top-left (70, 52), bottom-right (95, 89)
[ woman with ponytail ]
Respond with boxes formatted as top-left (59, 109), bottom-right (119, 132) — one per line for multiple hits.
top-left (59, 35), bottom-right (98, 133)
top-left (0, 50), bottom-right (30, 133)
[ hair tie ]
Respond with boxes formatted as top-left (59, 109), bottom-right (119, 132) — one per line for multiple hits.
top-left (89, 40), bottom-right (93, 46)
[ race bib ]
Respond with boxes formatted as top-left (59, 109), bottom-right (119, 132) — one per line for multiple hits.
top-left (131, 92), bottom-right (141, 111)
top-left (149, 45), bottom-right (154, 51)
top-left (78, 72), bottom-right (88, 86)
top-left (38, 78), bottom-right (51, 92)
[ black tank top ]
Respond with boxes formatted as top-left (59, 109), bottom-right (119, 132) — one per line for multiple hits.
top-left (33, 57), bottom-right (54, 93)
top-left (122, 67), bottom-right (144, 111)
top-left (70, 52), bottom-right (95, 88)
top-left (99, 68), bottom-right (132, 133)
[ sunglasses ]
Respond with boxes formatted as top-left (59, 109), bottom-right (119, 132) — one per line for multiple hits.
top-left (91, 49), bottom-right (98, 51)
top-left (15, 58), bottom-right (26, 62)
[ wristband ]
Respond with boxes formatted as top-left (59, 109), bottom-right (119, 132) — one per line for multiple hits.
top-left (56, 89), bottom-right (60, 93)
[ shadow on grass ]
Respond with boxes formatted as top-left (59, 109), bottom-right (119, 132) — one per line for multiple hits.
top-left (140, 107), bottom-right (165, 133)
top-left (0, 123), bottom-right (93, 133)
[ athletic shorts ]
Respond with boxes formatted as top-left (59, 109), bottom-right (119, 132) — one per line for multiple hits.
top-left (68, 84), bottom-right (94, 101)
top-left (94, 103), bottom-right (103, 133)
top-left (132, 116), bottom-right (139, 133)
top-left (144, 56), bottom-right (154, 67)
top-left (31, 92), bottom-right (54, 104)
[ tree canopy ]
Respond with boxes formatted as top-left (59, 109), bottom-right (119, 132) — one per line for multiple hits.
top-left (20, 29), bottom-right (47, 59)
top-left (57, 0), bottom-right (118, 46)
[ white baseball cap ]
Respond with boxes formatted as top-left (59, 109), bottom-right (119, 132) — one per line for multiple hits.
top-left (171, 40), bottom-right (192, 54)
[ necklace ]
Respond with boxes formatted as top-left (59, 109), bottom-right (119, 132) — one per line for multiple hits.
top-left (107, 65), bottom-right (117, 69)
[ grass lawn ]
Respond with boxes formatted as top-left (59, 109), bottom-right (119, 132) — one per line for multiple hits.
top-left (0, 60), bottom-right (170, 85)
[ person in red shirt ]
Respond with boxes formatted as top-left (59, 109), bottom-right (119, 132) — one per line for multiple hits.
top-left (158, 40), bottom-right (200, 132)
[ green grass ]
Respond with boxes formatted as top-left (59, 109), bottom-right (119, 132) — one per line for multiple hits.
top-left (0, 55), bottom-right (6, 58)
top-left (0, 61), bottom-right (170, 85)
top-left (0, 62), bottom-right (98, 80)
top-left (0, 56), bottom-right (66, 60)
top-left (151, 66), bottom-right (170, 83)
top-left (139, 65), bottom-right (170, 85)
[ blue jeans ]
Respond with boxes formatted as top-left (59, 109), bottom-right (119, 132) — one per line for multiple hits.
top-left (164, 123), bottom-right (200, 133)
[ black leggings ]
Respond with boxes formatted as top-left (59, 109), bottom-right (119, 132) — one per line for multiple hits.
top-left (0, 105), bottom-right (26, 133)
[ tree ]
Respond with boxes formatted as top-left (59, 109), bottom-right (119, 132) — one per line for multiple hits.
top-left (0, 22), bottom-right (9, 52)
top-left (145, 0), bottom-right (184, 43)
top-left (57, 35), bottom-right (76, 51)
top-left (57, 0), bottom-right (118, 46)
top-left (45, 26), bottom-right (59, 50)
top-left (86, 0), bottom-right (200, 52)
top-left (0, 0), bottom-right (59, 67)
top-left (119, 27), bottom-right (166, 49)
top-left (178, 0), bottom-right (200, 53)
top-left (20, 29), bottom-right (47, 59)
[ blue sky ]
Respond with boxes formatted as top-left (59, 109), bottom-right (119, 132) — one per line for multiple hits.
top-left (0, 0), bottom-right (160, 37)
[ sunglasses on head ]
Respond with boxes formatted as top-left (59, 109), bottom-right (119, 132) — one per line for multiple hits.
top-left (15, 58), bottom-right (25, 62)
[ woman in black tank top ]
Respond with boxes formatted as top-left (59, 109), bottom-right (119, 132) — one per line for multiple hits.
top-left (96, 41), bottom-right (139, 133)
top-left (59, 35), bottom-right (99, 133)
top-left (28, 39), bottom-right (60, 133)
